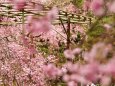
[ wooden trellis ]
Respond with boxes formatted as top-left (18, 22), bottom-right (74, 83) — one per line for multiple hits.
top-left (0, 1), bottom-right (94, 26)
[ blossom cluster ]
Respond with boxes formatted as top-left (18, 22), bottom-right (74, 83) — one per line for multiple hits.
top-left (44, 43), bottom-right (115, 86)
top-left (0, 0), bottom-right (115, 86)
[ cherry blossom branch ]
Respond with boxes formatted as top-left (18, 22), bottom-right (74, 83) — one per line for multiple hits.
top-left (59, 16), bottom-right (67, 35)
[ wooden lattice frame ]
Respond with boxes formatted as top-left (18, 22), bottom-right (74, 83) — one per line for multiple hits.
top-left (0, 1), bottom-right (94, 26)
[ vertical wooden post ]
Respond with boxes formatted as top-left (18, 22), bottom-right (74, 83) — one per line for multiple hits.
top-left (66, 17), bottom-right (71, 49)
top-left (22, 10), bottom-right (25, 35)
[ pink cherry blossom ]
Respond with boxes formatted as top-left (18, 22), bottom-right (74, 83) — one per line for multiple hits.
top-left (47, 7), bottom-right (59, 21)
top-left (108, 1), bottom-right (115, 13)
top-left (25, 7), bottom-right (58, 36)
top-left (28, 44), bottom-right (37, 55)
top-left (72, 48), bottom-right (82, 55)
top-left (67, 81), bottom-right (77, 86)
top-left (43, 64), bottom-right (60, 79)
top-left (100, 75), bottom-right (111, 86)
top-left (83, 0), bottom-right (91, 12)
top-left (90, 0), bottom-right (104, 16)
top-left (26, 16), bottom-right (53, 36)
top-left (11, 0), bottom-right (26, 10)
top-left (64, 50), bottom-right (75, 59)
top-left (103, 24), bottom-right (112, 31)
top-left (63, 74), bottom-right (71, 82)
